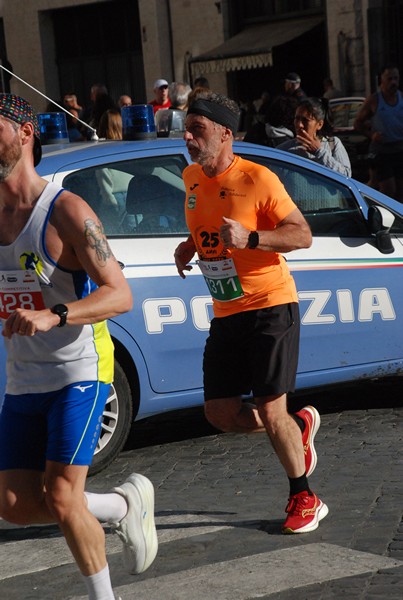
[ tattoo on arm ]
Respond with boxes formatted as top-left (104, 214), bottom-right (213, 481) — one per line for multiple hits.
top-left (84, 218), bottom-right (112, 266)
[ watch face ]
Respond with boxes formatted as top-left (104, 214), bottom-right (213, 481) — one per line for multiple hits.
top-left (53, 304), bottom-right (68, 316)
top-left (52, 304), bottom-right (68, 326)
top-left (248, 231), bottom-right (259, 249)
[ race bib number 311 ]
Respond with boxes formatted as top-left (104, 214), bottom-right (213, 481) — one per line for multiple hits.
top-left (0, 270), bottom-right (46, 319)
top-left (197, 258), bottom-right (244, 302)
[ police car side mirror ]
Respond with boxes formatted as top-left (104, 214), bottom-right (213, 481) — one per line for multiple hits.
top-left (367, 205), bottom-right (395, 254)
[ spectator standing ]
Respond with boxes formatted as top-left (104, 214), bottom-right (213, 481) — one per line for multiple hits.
top-left (284, 72), bottom-right (307, 102)
top-left (265, 95), bottom-right (297, 147)
top-left (0, 94), bottom-right (157, 600)
top-left (174, 91), bottom-right (328, 535)
top-left (63, 94), bottom-right (84, 142)
top-left (97, 108), bottom-right (122, 140)
top-left (193, 76), bottom-right (209, 88)
top-left (244, 95), bottom-right (297, 146)
top-left (322, 78), bottom-right (343, 100)
top-left (254, 90), bottom-right (271, 117)
top-left (149, 78), bottom-right (171, 114)
top-left (237, 99), bottom-right (254, 134)
top-left (243, 90), bottom-right (272, 138)
top-left (169, 81), bottom-right (192, 110)
top-left (278, 97), bottom-right (351, 176)
top-left (187, 84), bottom-right (211, 107)
top-left (79, 83), bottom-right (116, 139)
top-left (63, 93), bottom-right (83, 118)
top-left (65, 109), bottom-right (84, 142)
top-left (81, 83), bottom-right (108, 124)
top-left (354, 65), bottom-right (403, 201)
top-left (118, 94), bottom-right (132, 109)
top-left (89, 92), bottom-right (117, 134)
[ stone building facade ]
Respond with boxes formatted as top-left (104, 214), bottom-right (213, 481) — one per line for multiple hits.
top-left (0, 0), bottom-right (396, 112)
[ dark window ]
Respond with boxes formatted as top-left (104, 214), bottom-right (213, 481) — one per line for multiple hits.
top-left (51, 0), bottom-right (144, 105)
top-left (232, 0), bottom-right (324, 23)
top-left (240, 153), bottom-right (368, 236)
top-left (63, 155), bottom-right (188, 237)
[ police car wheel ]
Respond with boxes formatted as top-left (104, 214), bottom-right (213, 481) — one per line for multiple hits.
top-left (89, 359), bottom-right (133, 476)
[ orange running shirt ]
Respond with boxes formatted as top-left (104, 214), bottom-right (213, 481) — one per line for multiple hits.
top-left (184, 155), bottom-right (299, 318)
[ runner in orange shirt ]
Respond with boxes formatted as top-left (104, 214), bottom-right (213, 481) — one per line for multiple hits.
top-left (174, 91), bottom-right (328, 534)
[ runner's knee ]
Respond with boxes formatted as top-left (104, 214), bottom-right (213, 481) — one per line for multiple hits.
top-left (0, 494), bottom-right (42, 525)
top-left (204, 401), bottom-right (237, 432)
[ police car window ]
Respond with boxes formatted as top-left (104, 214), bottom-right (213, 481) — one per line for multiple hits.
top-left (240, 153), bottom-right (368, 237)
top-left (62, 155), bottom-right (188, 236)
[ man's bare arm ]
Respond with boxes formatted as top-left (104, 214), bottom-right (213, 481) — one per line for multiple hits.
top-left (354, 95), bottom-right (376, 138)
top-left (220, 208), bottom-right (312, 252)
top-left (50, 191), bottom-right (133, 325)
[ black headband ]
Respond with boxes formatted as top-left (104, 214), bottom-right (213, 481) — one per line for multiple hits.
top-left (187, 99), bottom-right (239, 135)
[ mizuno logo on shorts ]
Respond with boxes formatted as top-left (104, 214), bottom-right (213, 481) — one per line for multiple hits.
top-left (73, 384), bottom-right (94, 393)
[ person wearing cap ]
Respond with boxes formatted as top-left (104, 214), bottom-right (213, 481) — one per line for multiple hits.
top-left (174, 91), bottom-right (328, 535)
top-left (148, 78), bottom-right (171, 114)
top-left (0, 94), bottom-right (158, 599)
top-left (284, 72), bottom-right (307, 101)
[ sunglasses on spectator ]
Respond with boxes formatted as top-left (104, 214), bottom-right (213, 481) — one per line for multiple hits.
top-left (159, 85), bottom-right (169, 90)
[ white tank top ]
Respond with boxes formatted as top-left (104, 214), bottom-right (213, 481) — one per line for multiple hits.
top-left (0, 182), bottom-right (114, 394)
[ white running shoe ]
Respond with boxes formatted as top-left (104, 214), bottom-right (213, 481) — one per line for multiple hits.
top-left (111, 473), bottom-right (158, 574)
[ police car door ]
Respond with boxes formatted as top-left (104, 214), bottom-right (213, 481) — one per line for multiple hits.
top-left (240, 149), bottom-right (403, 389)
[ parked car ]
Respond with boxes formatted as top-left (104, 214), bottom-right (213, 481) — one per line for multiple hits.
top-left (329, 96), bottom-right (371, 182)
top-left (1, 137), bottom-right (403, 474)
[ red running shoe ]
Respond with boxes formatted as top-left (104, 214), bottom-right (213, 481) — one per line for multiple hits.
top-left (282, 491), bottom-right (329, 534)
top-left (295, 405), bottom-right (320, 477)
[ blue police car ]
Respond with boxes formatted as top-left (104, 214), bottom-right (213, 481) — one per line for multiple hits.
top-left (1, 137), bottom-right (403, 474)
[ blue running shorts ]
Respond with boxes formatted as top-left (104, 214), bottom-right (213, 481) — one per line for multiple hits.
top-left (0, 381), bottom-right (111, 470)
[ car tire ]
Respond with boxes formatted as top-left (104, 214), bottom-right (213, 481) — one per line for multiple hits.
top-left (89, 359), bottom-right (134, 476)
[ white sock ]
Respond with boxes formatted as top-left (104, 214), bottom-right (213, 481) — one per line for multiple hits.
top-left (85, 491), bottom-right (127, 524)
top-left (82, 563), bottom-right (115, 600)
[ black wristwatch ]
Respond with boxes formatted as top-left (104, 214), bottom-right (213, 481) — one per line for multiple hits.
top-left (51, 304), bottom-right (68, 327)
top-left (248, 230), bottom-right (259, 249)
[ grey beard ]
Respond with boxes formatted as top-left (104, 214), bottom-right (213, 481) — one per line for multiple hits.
top-left (0, 163), bottom-right (14, 182)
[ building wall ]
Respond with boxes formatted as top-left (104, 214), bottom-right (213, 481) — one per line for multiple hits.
top-left (0, 0), bottom-right (226, 110)
top-left (326, 0), bottom-right (370, 97)
top-left (1, 0), bottom-right (99, 111)
top-left (0, 0), bottom-right (376, 112)
top-left (138, 0), bottom-right (226, 97)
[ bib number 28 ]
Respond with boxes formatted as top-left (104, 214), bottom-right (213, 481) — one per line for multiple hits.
top-left (0, 292), bottom-right (37, 318)
top-left (0, 270), bottom-right (46, 319)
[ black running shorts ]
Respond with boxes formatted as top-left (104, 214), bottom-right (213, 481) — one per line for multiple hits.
top-left (203, 303), bottom-right (300, 401)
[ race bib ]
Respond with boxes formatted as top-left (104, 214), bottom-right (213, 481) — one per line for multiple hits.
top-left (197, 258), bottom-right (244, 302)
top-left (0, 270), bottom-right (46, 319)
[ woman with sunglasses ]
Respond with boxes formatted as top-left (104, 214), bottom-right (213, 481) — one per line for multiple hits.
top-left (278, 97), bottom-right (352, 177)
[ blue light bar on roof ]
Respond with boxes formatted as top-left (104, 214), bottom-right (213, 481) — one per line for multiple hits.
top-left (38, 112), bottom-right (69, 144)
top-left (121, 104), bottom-right (156, 140)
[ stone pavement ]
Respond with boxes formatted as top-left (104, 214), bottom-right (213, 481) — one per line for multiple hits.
top-left (0, 380), bottom-right (402, 599)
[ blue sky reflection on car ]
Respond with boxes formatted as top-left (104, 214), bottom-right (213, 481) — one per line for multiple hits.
top-left (1, 137), bottom-right (403, 473)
